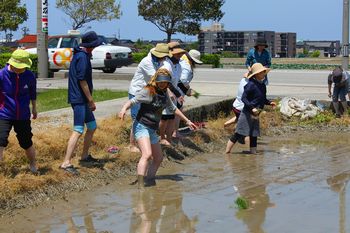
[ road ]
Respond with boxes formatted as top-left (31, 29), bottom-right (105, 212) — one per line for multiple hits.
top-left (40, 67), bottom-right (330, 100)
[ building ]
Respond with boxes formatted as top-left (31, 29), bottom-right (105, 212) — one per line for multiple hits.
top-left (275, 33), bottom-right (297, 58)
top-left (17, 34), bottom-right (37, 48)
top-left (296, 40), bottom-right (341, 57)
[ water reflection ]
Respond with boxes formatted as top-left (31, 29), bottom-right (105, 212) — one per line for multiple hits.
top-left (225, 155), bottom-right (272, 233)
top-left (129, 185), bottom-right (196, 233)
top-left (327, 171), bottom-right (350, 233)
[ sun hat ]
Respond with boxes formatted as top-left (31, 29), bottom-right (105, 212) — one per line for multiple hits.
top-left (188, 49), bottom-right (203, 64)
top-left (254, 38), bottom-right (268, 48)
top-left (79, 31), bottom-right (103, 48)
top-left (8, 49), bottom-right (32, 69)
top-left (247, 63), bottom-right (270, 79)
top-left (168, 41), bottom-right (186, 55)
top-left (151, 43), bottom-right (172, 58)
top-left (156, 74), bottom-right (171, 82)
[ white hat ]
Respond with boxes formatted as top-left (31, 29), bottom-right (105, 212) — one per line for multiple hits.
top-left (188, 49), bottom-right (203, 64)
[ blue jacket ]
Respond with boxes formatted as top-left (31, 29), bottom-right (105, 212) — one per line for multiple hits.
top-left (245, 48), bottom-right (271, 68)
top-left (0, 65), bottom-right (36, 120)
top-left (68, 47), bottom-right (93, 104)
top-left (242, 78), bottom-right (271, 112)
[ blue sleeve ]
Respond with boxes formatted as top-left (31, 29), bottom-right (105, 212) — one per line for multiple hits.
top-left (241, 82), bottom-right (254, 111)
top-left (245, 49), bottom-right (256, 67)
top-left (265, 50), bottom-right (271, 67)
top-left (29, 72), bottom-right (37, 100)
top-left (75, 54), bottom-right (88, 81)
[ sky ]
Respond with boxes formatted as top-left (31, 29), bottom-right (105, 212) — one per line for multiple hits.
top-left (9, 0), bottom-right (345, 42)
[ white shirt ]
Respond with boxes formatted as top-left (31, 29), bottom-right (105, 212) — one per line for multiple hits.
top-left (128, 52), bottom-right (172, 95)
top-left (232, 77), bottom-right (249, 111)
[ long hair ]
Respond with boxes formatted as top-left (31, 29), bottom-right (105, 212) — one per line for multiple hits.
top-left (145, 68), bottom-right (171, 95)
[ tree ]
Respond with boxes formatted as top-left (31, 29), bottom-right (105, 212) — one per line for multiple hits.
top-left (138, 0), bottom-right (225, 42)
top-left (56, 0), bottom-right (121, 30)
top-left (0, 0), bottom-right (28, 34)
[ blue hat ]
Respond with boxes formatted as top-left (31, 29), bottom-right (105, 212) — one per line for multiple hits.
top-left (156, 75), bottom-right (171, 82)
top-left (80, 31), bottom-right (102, 48)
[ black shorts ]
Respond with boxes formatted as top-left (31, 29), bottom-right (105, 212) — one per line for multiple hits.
top-left (0, 119), bottom-right (33, 149)
top-left (161, 114), bottom-right (175, 120)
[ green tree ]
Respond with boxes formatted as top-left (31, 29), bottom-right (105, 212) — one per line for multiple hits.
top-left (0, 0), bottom-right (27, 35)
top-left (56, 0), bottom-right (121, 30)
top-left (138, 0), bottom-right (225, 42)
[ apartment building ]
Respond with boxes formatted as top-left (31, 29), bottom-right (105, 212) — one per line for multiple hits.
top-left (275, 33), bottom-right (297, 58)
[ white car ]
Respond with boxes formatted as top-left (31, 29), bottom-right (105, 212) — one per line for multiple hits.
top-left (26, 34), bottom-right (133, 73)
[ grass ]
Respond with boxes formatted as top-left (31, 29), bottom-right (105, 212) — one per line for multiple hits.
top-left (36, 89), bottom-right (128, 112)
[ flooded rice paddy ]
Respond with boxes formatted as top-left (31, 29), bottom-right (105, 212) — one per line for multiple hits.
top-left (1, 131), bottom-right (350, 233)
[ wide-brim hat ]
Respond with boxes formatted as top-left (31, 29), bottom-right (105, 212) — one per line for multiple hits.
top-left (79, 31), bottom-right (103, 48)
top-left (254, 38), bottom-right (268, 48)
top-left (247, 63), bottom-right (270, 79)
top-left (168, 41), bottom-right (186, 55)
top-left (8, 49), bottom-right (32, 69)
top-left (151, 43), bottom-right (172, 58)
top-left (188, 49), bottom-right (203, 64)
top-left (156, 74), bottom-right (171, 82)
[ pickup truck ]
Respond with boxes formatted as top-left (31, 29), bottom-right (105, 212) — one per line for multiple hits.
top-left (26, 34), bottom-right (133, 73)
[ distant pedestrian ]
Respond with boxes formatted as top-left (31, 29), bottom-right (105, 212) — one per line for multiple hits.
top-left (245, 38), bottom-right (271, 85)
top-left (128, 43), bottom-right (173, 152)
top-left (60, 31), bottom-right (102, 175)
top-left (0, 49), bottom-right (38, 173)
top-left (226, 63), bottom-right (276, 154)
top-left (119, 68), bottom-right (197, 188)
top-left (327, 66), bottom-right (349, 117)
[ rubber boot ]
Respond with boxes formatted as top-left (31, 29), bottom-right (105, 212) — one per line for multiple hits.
top-left (333, 102), bottom-right (341, 118)
top-left (137, 175), bottom-right (145, 189)
top-left (341, 101), bottom-right (348, 116)
top-left (145, 176), bottom-right (156, 187)
top-left (250, 147), bottom-right (257, 154)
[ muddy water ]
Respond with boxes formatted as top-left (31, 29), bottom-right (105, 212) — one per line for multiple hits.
top-left (1, 131), bottom-right (350, 233)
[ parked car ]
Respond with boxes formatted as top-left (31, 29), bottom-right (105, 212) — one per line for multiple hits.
top-left (26, 33), bottom-right (133, 73)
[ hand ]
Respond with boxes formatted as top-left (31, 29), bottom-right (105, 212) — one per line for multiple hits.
top-left (32, 109), bottom-right (38, 119)
top-left (270, 101), bottom-right (276, 109)
top-left (252, 108), bottom-right (259, 116)
top-left (186, 120), bottom-right (198, 130)
top-left (247, 66), bottom-right (252, 72)
top-left (88, 100), bottom-right (96, 111)
top-left (118, 109), bottom-right (126, 120)
top-left (178, 96), bottom-right (185, 104)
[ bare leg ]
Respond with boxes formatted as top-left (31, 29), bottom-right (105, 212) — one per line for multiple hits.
top-left (172, 115), bottom-right (181, 138)
top-left (136, 137), bottom-right (153, 176)
top-left (224, 116), bottom-right (237, 127)
top-left (159, 120), bottom-right (171, 146)
top-left (61, 131), bottom-right (81, 167)
top-left (81, 128), bottom-right (96, 159)
top-left (129, 127), bottom-right (140, 153)
top-left (25, 145), bottom-right (37, 173)
top-left (225, 139), bottom-right (235, 154)
top-left (165, 119), bottom-right (175, 143)
top-left (147, 143), bottom-right (163, 179)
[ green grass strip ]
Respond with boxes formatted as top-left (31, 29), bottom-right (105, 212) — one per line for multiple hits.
top-left (36, 88), bottom-right (128, 112)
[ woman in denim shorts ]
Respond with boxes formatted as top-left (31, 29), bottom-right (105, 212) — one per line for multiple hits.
top-left (119, 68), bottom-right (196, 188)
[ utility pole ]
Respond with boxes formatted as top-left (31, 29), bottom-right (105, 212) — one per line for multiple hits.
top-left (37, 0), bottom-right (48, 79)
top-left (342, 0), bottom-right (349, 70)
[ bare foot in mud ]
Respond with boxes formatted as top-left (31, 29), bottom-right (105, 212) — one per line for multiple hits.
top-left (160, 139), bottom-right (172, 146)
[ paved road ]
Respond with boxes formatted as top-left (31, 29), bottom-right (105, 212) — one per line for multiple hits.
top-left (41, 67), bottom-right (329, 100)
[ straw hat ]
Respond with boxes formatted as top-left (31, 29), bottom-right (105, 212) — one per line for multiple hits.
top-left (151, 43), bottom-right (172, 58)
top-left (8, 49), bottom-right (32, 69)
top-left (168, 41), bottom-right (186, 55)
top-left (188, 49), bottom-right (203, 64)
top-left (254, 38), bottom-right (268, 48)
top-left (247, 63), bottom-right (270, 79)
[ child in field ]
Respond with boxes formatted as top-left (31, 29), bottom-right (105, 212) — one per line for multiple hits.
top-left (226, 63), bottom-right (276, 154)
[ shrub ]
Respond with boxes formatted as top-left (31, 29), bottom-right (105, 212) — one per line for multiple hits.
top-left (201, 54), bottom-right (220, 68)
top-left (310, 50), bottom-right (321, 58)
top-left (219, 51), bottom-right (240, 58)
top-left (132, 52), bottom-right (148, 63)
top-left (0, 53), bottom-right (38, 75)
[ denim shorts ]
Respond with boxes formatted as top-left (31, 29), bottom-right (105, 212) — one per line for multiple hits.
top-left (129, 93), bottom-right (140, 120)
top-left (72, 103), bottom-right (96, 133)
top-left (133, 121), bottom-right (159, 144)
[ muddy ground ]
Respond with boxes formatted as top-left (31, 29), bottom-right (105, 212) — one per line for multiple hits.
top-left (0, 128), bottom-right (350, 232)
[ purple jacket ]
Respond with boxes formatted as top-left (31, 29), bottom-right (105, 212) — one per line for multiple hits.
top-left (0, 65), bottom-right (36, 120)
